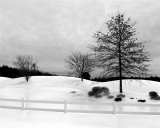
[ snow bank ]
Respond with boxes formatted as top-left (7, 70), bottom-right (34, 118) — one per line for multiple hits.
top-left (1, 76), bottom-right (160, 128)
top-left (0, 77), bottom-right (11, 83)
top-left (0, 76), bottom-right (160, 103)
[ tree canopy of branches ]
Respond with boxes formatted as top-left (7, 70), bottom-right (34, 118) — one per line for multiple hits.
top-left (13, 55), bottom-right (38, 82)
top-left (66, 51), bottom-right (95, 81)
top-left (90, 13), bottom-right (150, 93)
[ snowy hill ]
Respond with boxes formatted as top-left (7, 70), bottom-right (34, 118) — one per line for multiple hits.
top-left (1, 76), bottom-right (160, 103)
top-left (0, 77), bottom-right (11, 83)
top-left (1, 76), bottom-right (160, 128)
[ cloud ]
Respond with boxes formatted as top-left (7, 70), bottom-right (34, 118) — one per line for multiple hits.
top-left (0, 0), bottom-right (106, 71)
top-left (0, 0), bottom-right (160, 75)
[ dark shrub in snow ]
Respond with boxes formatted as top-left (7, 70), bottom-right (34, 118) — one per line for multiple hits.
top-left (95, 94), bottom-right (102, 98)
top-left (88, 91), bottom-right (95, 97)
top-left (91, 86), bottom-right (107, 94)
top-left (82, 72), bottom-right (90, 80)
top-left (150, 96), bottom-right (160, 100)
top-left (148, 91), bottom-right (160, 100)
top-left (114, 98), bottom-right (122, 102)
top-left (91, 86), bottom-right (103, 94)
top-left (138, 99), bottom-right (146, 102)
top-left (149, 91), bottom-right (159, 98)
top-left (116, 94), bottom-right (125, 98)
top-left (101, 87), bottom-right (108, 91)
top-left (88, 86), bottom-right (110, 97)
top-left (107, 95), bottom-right (114, 99)
top-left (103, 87), bottom-right (110, 96)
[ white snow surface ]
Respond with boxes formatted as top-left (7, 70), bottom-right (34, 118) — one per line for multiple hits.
top-left (0, 76), bottom-right (160, 128)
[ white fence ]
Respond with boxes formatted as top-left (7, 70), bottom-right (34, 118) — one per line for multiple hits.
top-left (0, 98), bottom-right (160, 115)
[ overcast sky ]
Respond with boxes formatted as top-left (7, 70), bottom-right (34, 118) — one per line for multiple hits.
top-left (0, 0), bottom-right (160, 76)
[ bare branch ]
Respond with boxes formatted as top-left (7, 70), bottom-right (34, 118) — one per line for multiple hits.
top-left (13, 55), bottom-right (38, 82)
top-left (65, 51), bottom-right (96, 81)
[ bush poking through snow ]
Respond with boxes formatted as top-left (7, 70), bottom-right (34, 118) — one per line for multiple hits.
top-left (88, 86), bottom-right (110, 98)
top-left (95, 94), bottom-right (102, 98)
top-left (88, 91), bottom-right (95, 97)
top-left (69, 91), bottom-right (76, 94)
top-left (138, 99), bottom-right (146, 102)
top-left (149, 91), bottom-right (160, 100)
top-left (149, 91), bottom-right (159, 98)
top-left (91, 86), bottom-right (103, 94)
top-left (103, 87), bottom-right (110, 96)
top-left (114, 98), bottom-right (122, 102)
top-left (150, 96), bottom-right (160, 100)
top-left (107, 95), bottom-right (114, 99)
top-left (116, 94), bottom-right (125, 98)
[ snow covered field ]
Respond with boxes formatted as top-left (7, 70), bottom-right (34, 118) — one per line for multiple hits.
top-left (0, 76), bottom-right (160, 128)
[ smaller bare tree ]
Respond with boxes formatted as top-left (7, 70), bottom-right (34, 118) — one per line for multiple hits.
top-left (66, 51), bottom-right (95, 81)
top-left (13, 55), bottom-right (38, 82)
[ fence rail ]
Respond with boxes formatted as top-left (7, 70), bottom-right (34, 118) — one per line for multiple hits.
top-left (0, 97), bottom-right (160, 115)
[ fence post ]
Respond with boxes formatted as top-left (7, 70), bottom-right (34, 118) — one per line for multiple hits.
top-left (113, 101), bottom-right (116, 115)
top-left (22, 98), bottom-right (25, 111)
top-left (64, 100), bottom-right (67, 113)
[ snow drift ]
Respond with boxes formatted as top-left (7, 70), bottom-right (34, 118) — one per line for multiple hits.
top-left (1, 76), bottom-right (160, 128)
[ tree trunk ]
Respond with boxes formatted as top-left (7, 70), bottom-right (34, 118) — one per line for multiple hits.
top-left (118, 17), bottom-right (123, 93)
top-left (119, 56), bottom-right (123, 93)
top-left (118, 33), bottom-right (123, 92)
top-left (26, 76), bottom-right (29, 82)
top-left (119, 49), bottom-right (123, 93)
top-left (81, 75), bottom-right (83, 81)
top-left (119, 77), bottom-right (123, 93)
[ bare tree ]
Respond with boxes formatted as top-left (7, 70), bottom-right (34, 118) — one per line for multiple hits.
top-left (13, 55), bottom-right (38, 82)
top-left (66, 51), bottom-right (95, 81)
top-left (90, 13), bottom-right (150, 93)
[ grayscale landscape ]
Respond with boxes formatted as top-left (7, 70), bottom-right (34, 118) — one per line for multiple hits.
top-left (0, 0), bottom-right (160, 128)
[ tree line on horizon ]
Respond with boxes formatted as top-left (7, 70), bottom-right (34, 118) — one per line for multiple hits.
top-left (0, 65), bottom-right (54, 79)
top-left (1, 64), bottom-right (160, 82)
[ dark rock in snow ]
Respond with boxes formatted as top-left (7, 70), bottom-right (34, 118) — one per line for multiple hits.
top-left (114, 98), bottom-right (122, 102)
top-left (138, 99), bottom-right (146, 102)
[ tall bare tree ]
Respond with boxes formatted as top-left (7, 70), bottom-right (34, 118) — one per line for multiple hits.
top-left (13, 55), bottom-right (38, 82)
top-left (66, 51), bottom-right (95, 81)
top-left (90, 13), bottom-right (150, 93)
